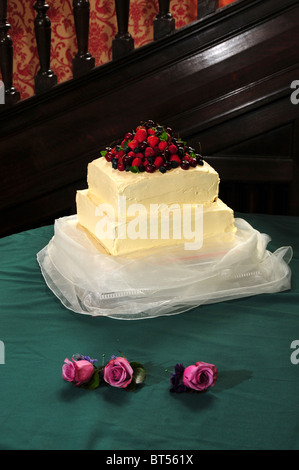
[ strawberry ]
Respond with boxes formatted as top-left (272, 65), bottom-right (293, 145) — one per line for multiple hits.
top-left (169, 155), bottom-right (181, 164)
top-left (158, 141), bottom-right (168, 151)
top-left (169, 144), bottom-right (178, 154)
top-left (132, 157), bottom-right (143, 167)
top-left (148, 128), bottom-right (156, 135)
top-left (128, 140), bottom-right (139, 150)
top-left (147, 135), bottom-right (159, 148)
top-left (127, 151), bottom-right (135, 158)
top-left (154, 156), bottom-right (164, 169)
top-left (135, 128), bottom-right (147, 143)
top-left (144, 147), bottom-right (155, 158)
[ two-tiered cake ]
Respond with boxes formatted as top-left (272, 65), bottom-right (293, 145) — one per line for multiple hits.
top-left (76, 120), bottom-right (236, 256)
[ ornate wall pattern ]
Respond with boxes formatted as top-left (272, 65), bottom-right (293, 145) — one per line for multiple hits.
top-left (2, 0), bottom-right (236, 101)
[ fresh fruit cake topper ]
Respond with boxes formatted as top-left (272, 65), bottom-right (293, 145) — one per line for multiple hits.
top-left (100, 120), bottom-right (204, 174)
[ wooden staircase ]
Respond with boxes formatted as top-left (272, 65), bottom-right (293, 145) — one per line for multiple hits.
top-left (0, 0), bottom-right (299, 238)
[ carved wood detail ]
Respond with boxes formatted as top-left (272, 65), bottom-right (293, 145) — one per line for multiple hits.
top-left (112, 0), bottom-right (134, 60)
top-left (0, 0), bottom-right (20, 105)
top-left (33, 0), bottom-right (57, 94)
top-left (72, 0), bottom-right (95, 78)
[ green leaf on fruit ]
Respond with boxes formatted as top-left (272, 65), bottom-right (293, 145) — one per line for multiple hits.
top-left (100, 150), bottom-right (107, 157)
top-left (160, 131), bottom-right (168, 141)
top-left (130, 166), bottom-right (140, 173)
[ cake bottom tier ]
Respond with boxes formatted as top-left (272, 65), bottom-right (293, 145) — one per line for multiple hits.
top-left (36, 215), bottom-right (292, 320)
top-left (76, 189), bottom-right (236, 256)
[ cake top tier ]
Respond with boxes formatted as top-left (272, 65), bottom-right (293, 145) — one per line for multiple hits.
top-left (101, 120), bottom-right (204, 174)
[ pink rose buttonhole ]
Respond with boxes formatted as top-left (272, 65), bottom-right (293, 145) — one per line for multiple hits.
top-left (170, 361), bottom-right (217, 393)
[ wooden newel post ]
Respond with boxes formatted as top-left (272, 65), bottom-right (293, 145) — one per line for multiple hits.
top-left (112, 0), bottom-right (134, 60)
top-left (0, 0), bottom-right (20, 105)
top-left (72, 0), bottom-right (95, 78)
top-left (153, 0), bottom-right (175, 41)
top-left (33, 0), bottom-right (57, 94)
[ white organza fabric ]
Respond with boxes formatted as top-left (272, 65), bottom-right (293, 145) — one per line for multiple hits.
top-left (37, 216), bottom-right (292, 320)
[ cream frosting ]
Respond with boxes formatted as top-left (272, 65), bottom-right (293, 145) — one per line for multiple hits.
top-left (76, 189), bottom-right (236, 256)
top-left (87, 157), bottom-right (220, 217)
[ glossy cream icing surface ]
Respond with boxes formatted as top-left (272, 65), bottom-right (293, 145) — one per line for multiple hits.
top-left (87, 157), bottom-right (220, 216)
top-left (76, 189), bottom-right (236, 256)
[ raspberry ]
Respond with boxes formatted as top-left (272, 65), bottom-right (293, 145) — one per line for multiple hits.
top-left (147, 135), bottom-right (159, 148)
top-left (154, 156), bottom-right (164, 168)
top-left (135, 128), bottom-right (147, 143)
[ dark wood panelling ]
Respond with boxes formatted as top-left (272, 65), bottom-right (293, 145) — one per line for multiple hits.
top-left (0, 0), bottom-right (299, 237)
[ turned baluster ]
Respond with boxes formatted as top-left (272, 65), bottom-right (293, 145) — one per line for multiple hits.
top-left (197, 0), bottom-right (218, 19)
top-left (112, 0), bottom-right (134, 60)
top-left (72, 0), bottom-right (95, 78)
top-left (153, 0), bottom-right (175, 41)
top-left (0, 0), bottom-right (20, 105)
top-left (33, 0), bottom-right (57, 94)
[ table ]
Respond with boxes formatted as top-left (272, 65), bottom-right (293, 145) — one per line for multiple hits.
top-left (0, 212), bottom-right (298, 450)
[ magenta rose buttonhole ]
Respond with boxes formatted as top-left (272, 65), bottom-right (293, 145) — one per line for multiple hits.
top-left (62, 354), bottom-right (146, 392)
top-left (170, 361), bottom-right (217, 393)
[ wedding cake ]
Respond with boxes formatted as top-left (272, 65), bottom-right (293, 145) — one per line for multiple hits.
top-left (76, 120), bottom-right (236, 256)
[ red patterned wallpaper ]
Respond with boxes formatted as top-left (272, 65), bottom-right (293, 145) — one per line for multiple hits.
top-left (2, 0), bottom-right (236, 101)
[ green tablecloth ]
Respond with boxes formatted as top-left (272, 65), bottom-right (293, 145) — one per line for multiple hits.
top-left (0, 213), bottom-right (298, 450)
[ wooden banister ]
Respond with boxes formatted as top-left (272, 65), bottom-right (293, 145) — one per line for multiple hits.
top-left (112, 0), bottom-right (134, 60)
top-left (33, 0), bottom-right (57, 94)
top-left (72, 0), bottom-right (95, 78)
top-left (0, 0), bottom-right (20, 105)
top-left (154, 0), bottom-right (175, 41)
